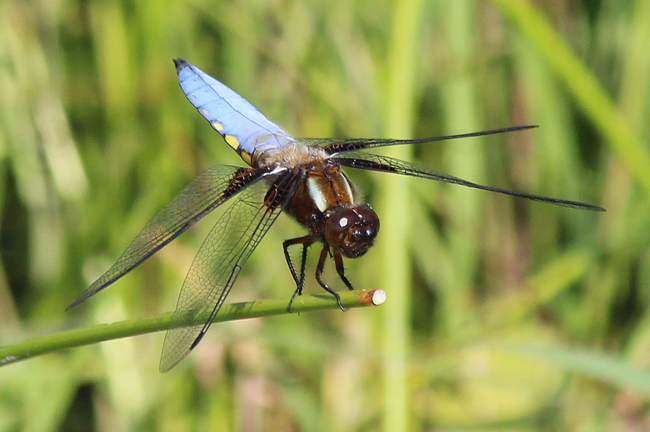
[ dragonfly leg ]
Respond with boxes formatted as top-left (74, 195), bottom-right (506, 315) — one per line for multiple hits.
top-left (315, 244), bottom-right (346, 312)
top-left (284, 235), bottom-right (315, 312)
top-left (333, 250), bottom-right (354, 291)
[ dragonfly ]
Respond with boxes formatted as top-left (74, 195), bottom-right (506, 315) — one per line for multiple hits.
top-left (68, 59), bottom-right (605, 372)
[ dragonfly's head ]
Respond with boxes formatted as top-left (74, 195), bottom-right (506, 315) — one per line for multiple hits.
top-left (324, 205), bottom-right (379, 258)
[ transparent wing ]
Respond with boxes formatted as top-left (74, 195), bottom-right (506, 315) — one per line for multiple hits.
top-left (159, 170), bottom-right (297, 372)
top-left (300, 126), bottom-right (538, 155)
top-left (68, 165), bottom-right (270, 309)
top-left (335, 152), bottom-right (605, 211)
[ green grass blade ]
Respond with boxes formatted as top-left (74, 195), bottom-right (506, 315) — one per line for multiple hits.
top-left (0, 290), bottom-right (385, 369)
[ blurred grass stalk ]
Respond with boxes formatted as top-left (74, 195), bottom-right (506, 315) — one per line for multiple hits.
top-left (440, 0), bottom-right (483, 340)
top-left (380, 0), bottom-right (423, 430)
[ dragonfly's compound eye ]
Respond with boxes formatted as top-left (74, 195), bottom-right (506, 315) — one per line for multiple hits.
top-left (324, 205), bottom-right (380, 258)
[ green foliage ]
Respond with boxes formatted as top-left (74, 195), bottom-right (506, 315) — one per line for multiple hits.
top-left (0, 0), bottom-right (647, 430)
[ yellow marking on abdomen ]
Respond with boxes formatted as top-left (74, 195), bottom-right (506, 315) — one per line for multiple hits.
top-left (240, 151), bottom-right (252, 166)
top-left (212, 121), bottom-right (224, 131)
top-left (225, 134), bottom-right (240, 150)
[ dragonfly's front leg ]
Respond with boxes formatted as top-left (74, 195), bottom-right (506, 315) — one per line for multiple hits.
top-left (315, 244), bottom-right (346, 312)
top-left (333, 250), bottom-right (354, 291)
top-left (283, 235), bottom-right (315, 312)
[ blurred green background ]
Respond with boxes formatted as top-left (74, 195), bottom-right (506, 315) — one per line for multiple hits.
top-left (1, 0), bottom-right (648, 430)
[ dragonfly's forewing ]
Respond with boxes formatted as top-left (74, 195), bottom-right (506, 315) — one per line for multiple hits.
top-left (302, 126), bottom-right (539, 155)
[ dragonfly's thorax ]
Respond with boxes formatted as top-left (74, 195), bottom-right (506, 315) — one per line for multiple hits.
top-left (283, 160), bottom-right (379, 258)
top-left (253, 140), bottom-right (329, 169)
